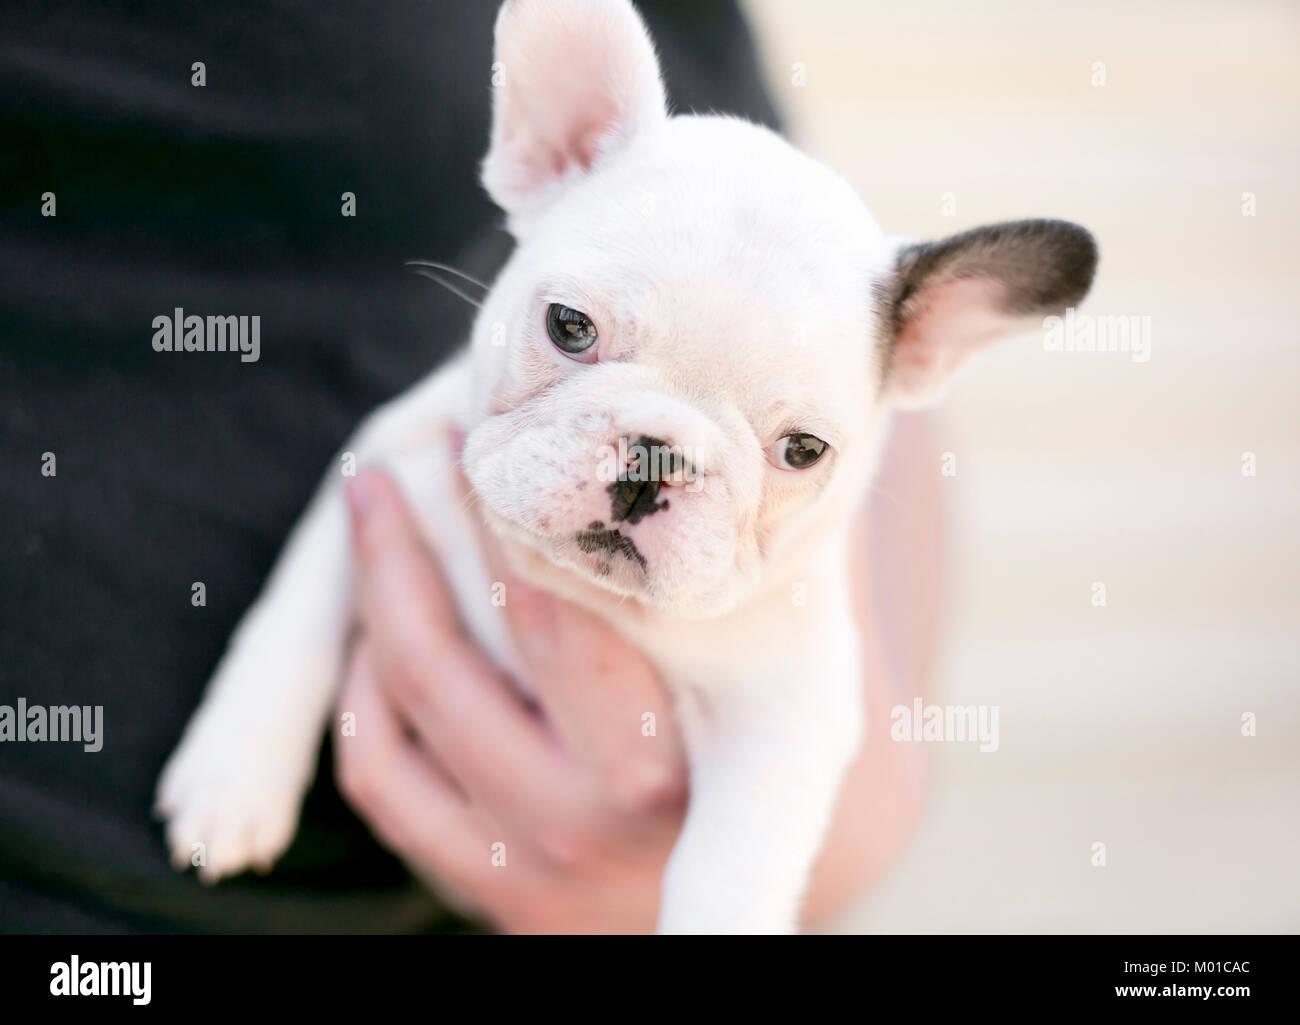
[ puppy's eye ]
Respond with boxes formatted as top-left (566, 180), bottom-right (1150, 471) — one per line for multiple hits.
top-left (773, 433), bottom-right (828, 470)
top-left (545, 303), bottom-right (598, 356)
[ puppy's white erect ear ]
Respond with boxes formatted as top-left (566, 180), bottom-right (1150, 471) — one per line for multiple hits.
top-left (482, 0), bottom-right (667, 235)
top-left (877, 219), bottom-right (1098, 408)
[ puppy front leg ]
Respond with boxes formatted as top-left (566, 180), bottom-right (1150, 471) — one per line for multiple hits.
top-left (156, 361), bottom-right (471, 881)
top-left (154, 476), bottom-right (354, 880)
top-left (657, 653), bottom-right (863, 934)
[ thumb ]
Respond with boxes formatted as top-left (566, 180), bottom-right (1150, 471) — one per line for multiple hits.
top-left (345, 467), bottom-right (460, 631)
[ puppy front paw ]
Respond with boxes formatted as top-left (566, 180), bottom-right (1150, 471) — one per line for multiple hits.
top-left (155, 706), bottom-right (318, 884)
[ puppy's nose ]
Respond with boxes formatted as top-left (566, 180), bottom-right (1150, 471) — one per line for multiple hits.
top-left (608, 475), bottom-right (660, 524)
top-left (608, 435), bottom-right (670, 524)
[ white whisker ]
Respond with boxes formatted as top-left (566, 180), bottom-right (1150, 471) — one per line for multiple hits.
top-left (867, 483), bottom-right (910, 514)
top-left (408, 267), bottom-right (483, 309)
top-left (405, 259), bottom-right (491, 293)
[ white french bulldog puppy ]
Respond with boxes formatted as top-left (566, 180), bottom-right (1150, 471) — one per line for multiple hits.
top-left (156, 0), bottom-right (1096, 933)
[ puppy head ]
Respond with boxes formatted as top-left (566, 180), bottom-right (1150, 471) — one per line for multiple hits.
top-left (463, 0), bottom-right (1097, 617)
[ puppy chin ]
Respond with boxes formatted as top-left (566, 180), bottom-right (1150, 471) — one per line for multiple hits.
top-left (474, 502), bottom-right (750, 618)
top-left (474, 502), bottom-right (648, 595)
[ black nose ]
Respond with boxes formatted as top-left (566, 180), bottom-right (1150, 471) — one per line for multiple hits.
top-left (608, 436), bottom-right (670, 524)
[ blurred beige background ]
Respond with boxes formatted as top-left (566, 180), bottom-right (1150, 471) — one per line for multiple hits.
top-left (742, 0), bottom-right (1300, 932)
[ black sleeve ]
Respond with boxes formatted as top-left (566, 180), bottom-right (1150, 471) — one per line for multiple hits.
top-left (0, 0), bottom-right (778, 933)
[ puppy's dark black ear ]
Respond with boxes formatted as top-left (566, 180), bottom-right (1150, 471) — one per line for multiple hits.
top-left (877, 219), bottom-right (1098, 407)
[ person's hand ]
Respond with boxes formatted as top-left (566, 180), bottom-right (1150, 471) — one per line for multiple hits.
top-left (335, 468), bottom-right (688, 933)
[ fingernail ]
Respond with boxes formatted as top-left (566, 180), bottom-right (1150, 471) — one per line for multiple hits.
top-left (449, 428), bottom-right (466, 460)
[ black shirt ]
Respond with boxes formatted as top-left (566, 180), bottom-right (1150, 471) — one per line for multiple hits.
top-left (0, 0), bottom-right (778, 933)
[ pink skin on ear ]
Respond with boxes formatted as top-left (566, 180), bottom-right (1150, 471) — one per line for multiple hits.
top-left (480, 0), bottom-right (667, 231)
top-left (885, 277), bottom-right (1023, 409)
